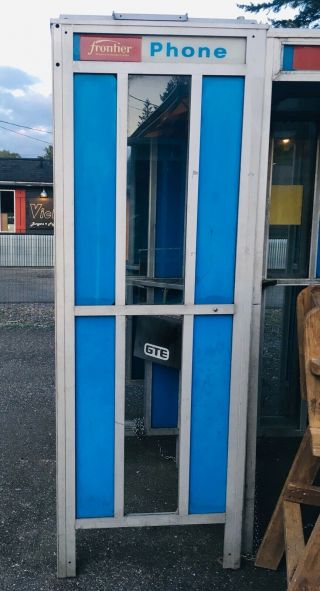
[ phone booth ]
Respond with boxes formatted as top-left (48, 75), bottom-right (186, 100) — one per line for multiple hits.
top-left (52, 13), bottom-right (267, 577)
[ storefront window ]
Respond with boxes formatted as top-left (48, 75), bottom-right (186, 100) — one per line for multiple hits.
top-left (126, 75), bottom-right (191, 305)
top-left (0, 190), bottom-right (14, 232)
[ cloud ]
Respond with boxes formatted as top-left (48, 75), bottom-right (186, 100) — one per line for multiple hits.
top-left (0, 89), bottom-right (52, 128)
top-left (0, 66), bottom-right (39, 91)
top-left (0, 67), bottom-right (52, 157)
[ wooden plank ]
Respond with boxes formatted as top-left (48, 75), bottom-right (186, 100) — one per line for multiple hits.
top-left (283, 501), bottom-right (305, 583)
top-left (256, 286), bottom-right (320, 581)
top-left (289, 515), bottom-right (320, 591)
top-left (305, 309), bottom-right (320, 457)
top-left (296, 286), bottom-right (320, 401)
top-left (285, 483), bottom-right (320, 507)
top-left (310, 357), bottom-right (320, 376)
top-left (310, 285), bottom-right (320, 309)
top-left (255, 428), bottom-right (320, 571)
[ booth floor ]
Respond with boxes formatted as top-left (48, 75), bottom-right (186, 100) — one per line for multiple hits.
top-left (0, 303), bottom-right (292, 591)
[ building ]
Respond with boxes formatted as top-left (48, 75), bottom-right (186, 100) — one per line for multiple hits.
top-left (0, 158), bottom-right (53, 266)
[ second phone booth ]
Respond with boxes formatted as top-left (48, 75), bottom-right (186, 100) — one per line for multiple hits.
top-left (52, 13), bottom-right (267, 577)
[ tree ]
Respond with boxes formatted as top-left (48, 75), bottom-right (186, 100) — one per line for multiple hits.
top-left (0, 149), bottom-right (21, 158)
top-left (160, 75), bottom-right (189, 102)
top-left (41, 144), bottom-right (53, 159)
top-left (138, 98), bottom-right (154, 125)
top-left (238, 1), bottom-right (320, 28)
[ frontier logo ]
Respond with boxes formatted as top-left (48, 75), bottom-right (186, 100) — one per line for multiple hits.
top-left (80, 35), bottom-right (142, 62)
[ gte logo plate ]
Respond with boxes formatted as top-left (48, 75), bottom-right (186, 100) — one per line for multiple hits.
top-left (144, 343), bottom-right (169, 361)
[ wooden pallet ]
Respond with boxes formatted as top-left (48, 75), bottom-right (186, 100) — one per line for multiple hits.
top-left (255, 286), bottom-right (320, 589)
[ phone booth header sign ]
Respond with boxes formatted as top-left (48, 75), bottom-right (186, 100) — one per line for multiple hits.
top-left (76, 34), bottom-right (246, 64)
top-left (52, 14), bottom-right (267, 578)
top-left (282, 44), bottom-right (320, 71)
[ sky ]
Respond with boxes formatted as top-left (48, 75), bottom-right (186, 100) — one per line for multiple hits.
top-left (0, 1), bottom-right (295, 157)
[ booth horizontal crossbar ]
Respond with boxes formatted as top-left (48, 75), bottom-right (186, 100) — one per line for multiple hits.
top-left (74, 304), bottom-right (235, 316)
top-left (76, 512), bottom-right (226, 529)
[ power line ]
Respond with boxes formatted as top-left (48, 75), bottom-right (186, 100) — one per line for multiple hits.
top-left (0, 119), bottom-right (52, 134)
top-left (129, 94), bottom-right (159, 109)
top-left (0, 124), bottom-right (51, 144)
top-left (129, 105), bottom-right (144, 112)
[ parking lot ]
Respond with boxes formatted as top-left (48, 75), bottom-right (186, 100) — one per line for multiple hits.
top-left (0, 300), bottom-right (290, 590)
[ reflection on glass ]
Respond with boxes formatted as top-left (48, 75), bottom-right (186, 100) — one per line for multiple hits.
top-left (267, 122), bottom-right (317, 278)
top-left (260, 286), bottom-right (301, 428)
top-left (126, 75), bottom-right (191, 305)
top-left (124, 315), bottom-right (181, 514)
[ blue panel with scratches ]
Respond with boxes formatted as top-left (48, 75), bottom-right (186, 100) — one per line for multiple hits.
top-left (76, 316), bottom-right (115, 518)
top-left (74, 74), bottom-right (117, 305)
top-left (195, 77), bottom-right (244, 304)
top-left (189, 315), bottom-right (232, 514)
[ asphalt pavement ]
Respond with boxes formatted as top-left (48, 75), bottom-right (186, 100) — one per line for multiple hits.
top-left (0, 268), bottom-right (53, 303)
top-left (0, 303), bottom-right (289, 590)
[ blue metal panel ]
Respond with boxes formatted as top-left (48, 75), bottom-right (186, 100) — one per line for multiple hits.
top-left (73, 34), bottom-right (80, 60)
top-left (151, 364), bottom-right (179, 428)
top-left (283, 46), bottom-right (294, 71)
top-left (195, 77), bottom-right (244, 304)
top-left (76, 316), bottom-right (115, 518)
top-left (74, 74), bottom-right (117, 305)
top-left (189, 315), bottom-right (232, 514)
top-left (155, 143), bottom-right (187, 279)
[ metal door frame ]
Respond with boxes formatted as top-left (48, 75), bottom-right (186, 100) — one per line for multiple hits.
top-left (243, 29), bottom-right (320, 554)
top-left (52, 16), bottom-right (267, 577)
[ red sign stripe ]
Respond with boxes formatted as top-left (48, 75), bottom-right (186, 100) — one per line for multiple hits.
top-left (293, 46), bottom-right (320, 70)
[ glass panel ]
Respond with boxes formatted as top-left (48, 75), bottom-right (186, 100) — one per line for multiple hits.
top-left (124, 315), bottom-right (181, 513)
top-left (260, 286), bottom-right (302, 429)
top-left (126, 75), bottom-right (191, 305)
top-left (0, 191), bottom-right (14, 232)
top-left (267, 121), bottom-right (317, 278)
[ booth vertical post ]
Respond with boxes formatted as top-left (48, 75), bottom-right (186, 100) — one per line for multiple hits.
top-left (53, 23), bottom-right (77, 578)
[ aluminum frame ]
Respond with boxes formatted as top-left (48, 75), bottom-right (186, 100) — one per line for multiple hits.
top-left (112, 12), bottom-right (189, 21)
top-left (53, 23), bottom-right (76, 579)
top-left (53, 17), bottom-right (268, 577)
top-left (310, 138), bottom-right (320, 279)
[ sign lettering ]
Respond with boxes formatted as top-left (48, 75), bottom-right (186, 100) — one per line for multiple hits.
top-left (143, 36), bottom-right (245, 63)
top-left (144, 343), bottom-right (170, 361)
top-left (80, 35), bottom-right (142, 61)
top-left (27, 197), bottom-right (54, 231)
top-left (150, 41), bottom-right (227, 60)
